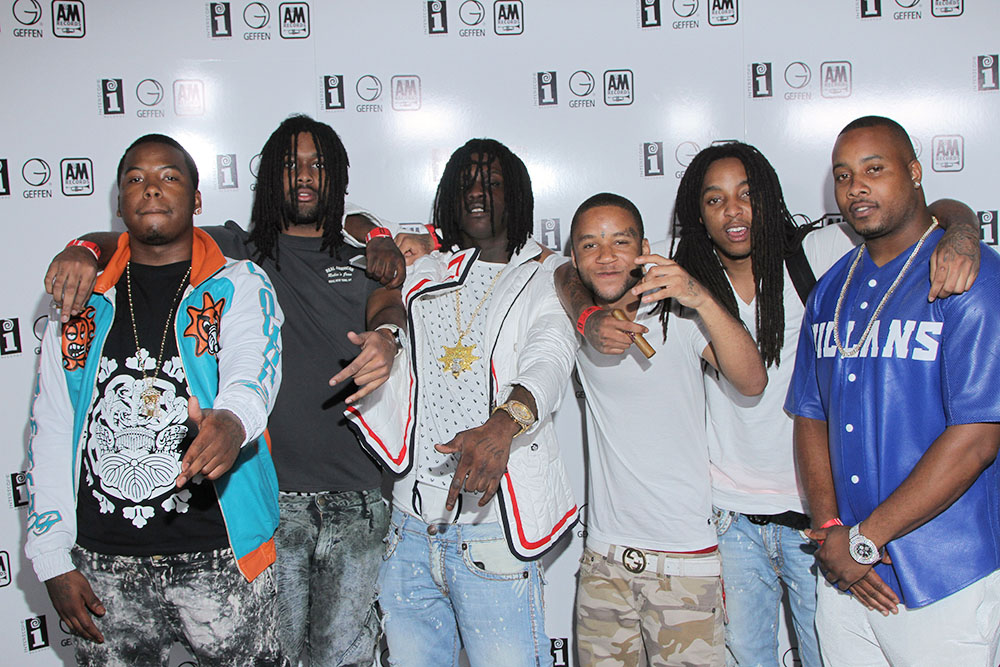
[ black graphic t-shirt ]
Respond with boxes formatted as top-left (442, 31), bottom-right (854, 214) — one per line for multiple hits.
top-left (75, 261), bottom-right (228, 556)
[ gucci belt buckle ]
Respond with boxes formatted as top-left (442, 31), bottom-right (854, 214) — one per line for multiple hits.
top-left (621, 547), bottom-right (647, 574)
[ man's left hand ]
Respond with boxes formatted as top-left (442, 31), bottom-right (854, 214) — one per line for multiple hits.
top-left (329, 330), bottom-right (398, 404)
top-left (177, 397), bottom-right (244, 487)
top-left (807, 524), bottom-right (874, 590)
top-left (366, 237), bottom-right (406, 289)
top-left (929, 224), bottom-right (979, 301)
top-left (436, 414), bottom-right (515, 510)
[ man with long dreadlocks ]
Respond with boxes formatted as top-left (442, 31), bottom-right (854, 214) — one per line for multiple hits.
top-left (346, 138), bottom-right (578, 666)
top-left (41, 115), bottom-right (408, 666)
top-left (559, 140), bottom-right (979, 666)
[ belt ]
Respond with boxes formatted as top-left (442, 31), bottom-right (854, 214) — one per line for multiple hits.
top-left (742, 510), bottom-right (811, 531)
top-left (586, 539), bottom-right (721, 578)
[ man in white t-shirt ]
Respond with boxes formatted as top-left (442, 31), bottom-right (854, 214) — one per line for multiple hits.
top-left (555, 192), bottom-right (767, 665)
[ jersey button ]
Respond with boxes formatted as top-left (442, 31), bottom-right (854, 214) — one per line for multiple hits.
top-left (851, 475), bottom-right (860, 484)
top-left (848, 373), bottom-right (857, 382)
top-left (860, 301), bottom-right (869, 309)
top-left (868, 279), bottom-right (877, 287)
top-left (845, 424), bottom-right (854, 432)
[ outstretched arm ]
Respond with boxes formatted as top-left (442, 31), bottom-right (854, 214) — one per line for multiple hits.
top-left (928, 198), bottom-right (980, 301)
top-left (329, 287), bottom-right (406, 404)
top-left (45, 232), bottom-right (118, 322)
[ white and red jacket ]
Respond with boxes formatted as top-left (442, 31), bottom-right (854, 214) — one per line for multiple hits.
top-left (346, 239), bottom-right (578, 560)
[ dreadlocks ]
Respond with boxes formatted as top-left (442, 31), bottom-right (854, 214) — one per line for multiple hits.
top-left (665, 142), bottom-right (810, 367)
top-left (433, 138), bottom-right (534, 258)
top-left (247, 114), bottom-right (350, 268)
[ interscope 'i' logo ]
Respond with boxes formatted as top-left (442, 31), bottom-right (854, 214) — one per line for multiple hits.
top-left (324, 75), bottom-right (345, 109)
top-left (428, 1), bottom-right (448, 33)
top-left (643, 142), bottom-right (664, 176)
top-left (537, 71), bottom-right (558, 106)
top-left (978, 55), bottom-right (998, 91)
top-left (978, 210), bottom-right (997, 246)
top-left (640, 0), bottom-right (661, 27)
top-left (101, 79), bottom-right (125, 115)
top-left (209, 2), bottom-right (232, 36)
top-left (751, 63), bottom-right (772, 98)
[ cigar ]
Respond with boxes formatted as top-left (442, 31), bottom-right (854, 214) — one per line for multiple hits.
top-left (611, 309), bottom-right (655, 358)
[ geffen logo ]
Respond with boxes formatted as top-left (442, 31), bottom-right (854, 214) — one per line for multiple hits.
top-left (536, 71), bottom-right (558, 106)
top-left (60, 158), bottom-right (93, 196)
top-left (22, 158), bottom-right (51, 187)
top-left (750, 62), bottom-right (772, 98)
top-left (551, 637), bottom-right (569, 667)
top-left (894, 0), bottom-right (919, 7)
top-left (979, 210), bottom-right (997, 246)
top-left (101, 78), bottom-right (125, 115)
top-left (672, 0), bottom-right (697, 17)
top-left (859, 0), bottom-right (881, 17)
top-left (1, 319), bottom-right (23, 357)
top-left (978, 55), bottom-right (998, 91)
top-left (324, 75), bottom-right (345, 109)
top-left (643, 142), bottom-right (664, 177)
top-left (708, 0), bottom-right (737, 26)
top-left (356, 75), bottom-right (383, 101)
top-left (0, 159), bottom-right (9, 196)
top-left (243, 1), bottom-right (269, 29)
top-left (538, 218), bottom-right (561, 251)
top-left (391, 75), bottom-right (421, 110)
top-left (427, 1), bottom-right (448, 34)
top-left (173, 79), bottom-right (205, 115)
top-left (931, 135), bottom-right (963, 172)
top-left (208, 2), bottom-right (232, 37)
top-left (136, 78), bottom-right (164, 106)
top-left (569, 70), bottom-right (595, 96)
top-left (9, 471), bottom-right (29, 507)
top-left (0, 550), bottom-right (10, 588)
top-left (23, 615), bottom-right (49, 652)
top-left (460, 0), bottom-right (484, 25)
top-left (820, 61), bottom-right (852, 98)
top-left (493, 0), bottom-right (522, 35)
top-left (784, 62), bottom-right (811, 89)
top-left (675, 141), bottom-right (700, 168)
top-left (604, 69), bottom-right (633, 105)
top-left (52, 1), bottom-right (85, 37)
top-left (12, 0), bottom-right (42, 25)
top-left (640, 0), bottom-right (661, 27)
top-left (217, 154), bottom-right (239, 189)
top-left (279, 2), bottom-right (309, 38)
top-left (931, 0), bottom-right (962, 16)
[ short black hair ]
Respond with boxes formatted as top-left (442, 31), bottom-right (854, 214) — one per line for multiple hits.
top-left (117, 134), bottom-right (199, 189)
top-left (570, 192), bottom-right (644, 244)
top-left (838, 115), bottom-right (916, 161)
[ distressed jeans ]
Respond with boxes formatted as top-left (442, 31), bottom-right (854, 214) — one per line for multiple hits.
top-left (377, 507), bottom-right (551, 667)
top-left (71, 545), bottom-right (283, 666)
top-left (275, 488), bottom-right (389, 666)
top-left (714, 509), bottom-right (820, 667)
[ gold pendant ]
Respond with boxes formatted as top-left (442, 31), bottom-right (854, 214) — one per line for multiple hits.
top-left (140, 381), bottom-right (161, 418)
top-left (438, 341), bottom-right (479, 378)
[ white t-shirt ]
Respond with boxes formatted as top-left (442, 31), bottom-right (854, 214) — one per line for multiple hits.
top-left (576, 242), bottom-right (716, 552)
top-left (705, 223), bottom-right (857, 514)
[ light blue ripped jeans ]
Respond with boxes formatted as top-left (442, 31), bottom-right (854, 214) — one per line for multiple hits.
top-left (715, 509), bottom-right (821, 667)
top-left (377, 507), bottom-right (552, 667)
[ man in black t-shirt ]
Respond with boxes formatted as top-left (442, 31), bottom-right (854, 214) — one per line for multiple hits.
top-left (44, 116), bottom-right (408, 666)
top-left (27, 134), bottom-right (286, 665)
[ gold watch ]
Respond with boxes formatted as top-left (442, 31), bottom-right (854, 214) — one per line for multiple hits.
top-left (493, 400), bottom-right (536, 437)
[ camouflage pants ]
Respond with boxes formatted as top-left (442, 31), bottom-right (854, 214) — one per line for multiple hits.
top-left (71, 546), bottom-right (285, 666)
top-left (576, 546), bottom-right (725, 666)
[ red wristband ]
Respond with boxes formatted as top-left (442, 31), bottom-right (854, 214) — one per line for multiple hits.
top-left (424, 224), bottom-right (442, 250)
top-left (576, 306), bottom-right (603, 336)
top-left (365, 226), bottom-right (392, 243)
top-left (67, 239), bottom-right (100, 261)
top-left (819, 518), bottom-right (843, 529)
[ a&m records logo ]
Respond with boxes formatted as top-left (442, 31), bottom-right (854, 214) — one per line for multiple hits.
top-left (604, 69), bottom-right (633, 105)
top-left (978, 210), bottom-right (998, 247)
top-left (52, 1), bottom-right (85, 37)
top-left (931, 0), bottom-right (962, 16)
top-left (493, 0), bottom-right (522, 35)
top-left (427, 0), bottom-right (448, 34)
top-left (323, 75), bottom-right (346, 109)
top-left (0, 550), bottom-right (11, 588)
top-left (931, 135), bottom-right (963, 172)
top-left (820, 61), bottom-right (852, 98)
top-left (0, 159), bottom-right (10, 197)
top-left (217, 154), bottom-right (239, 189)
top-left (642, 142), bottom-right (664, 177)
top-left (977, 55), bottom-right (998, 92)
top-left (207, 2), bottom-right (232, 37)
top-left (60, 158), bottom-right (93, 196)
top-left (23, 615), bottom-right (49, 652)
top-left (174, 80), bottom-right (205, 116)
top-left (536, 71), bottom-right (557, 106)
top-left (279, 2), bottom-right (310, 38)
top-left (99, 78), bottom-right (125, 115)
top-left (391, 75), bottom-right (421, 110)
top-left (708, 0), bottom-right (737, 25)
top-left (638, 0), bottom-right (661, 28)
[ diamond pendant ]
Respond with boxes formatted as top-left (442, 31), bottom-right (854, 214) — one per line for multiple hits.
top-left (140, 380), bottom-right (161, 418)
top-left (438, 340), bottom-right (480, 378)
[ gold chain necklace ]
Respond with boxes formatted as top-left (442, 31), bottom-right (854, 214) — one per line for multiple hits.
top-left (126, 261), bottom-right (192, 418)
top-left (833, 218), bottom-right (938, 358)
top-left (438, 266), bottom-right (503, 378)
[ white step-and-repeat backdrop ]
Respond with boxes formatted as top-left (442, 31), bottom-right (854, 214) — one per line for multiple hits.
top-left (1, 1), bottom-right (997, 664)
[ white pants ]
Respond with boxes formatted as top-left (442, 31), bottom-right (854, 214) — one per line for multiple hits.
top-left (815, 569), bottom-right (1000, 666)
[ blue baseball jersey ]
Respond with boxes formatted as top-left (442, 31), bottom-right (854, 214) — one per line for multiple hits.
top-left (785, 227), bottom-right (1000, 608)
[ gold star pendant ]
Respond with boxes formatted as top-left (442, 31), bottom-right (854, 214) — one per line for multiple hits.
top-left (439, 341), bottom-right (479, 378)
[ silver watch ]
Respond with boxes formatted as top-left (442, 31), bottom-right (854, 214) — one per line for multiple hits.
top-left (848, 523), bottom-right (881, 565)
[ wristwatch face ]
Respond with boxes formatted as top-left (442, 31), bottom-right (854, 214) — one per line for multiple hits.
top-left (849, 536), bottom-right (880, 565)
top-left (505, 400), bottom-right (535, 425)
